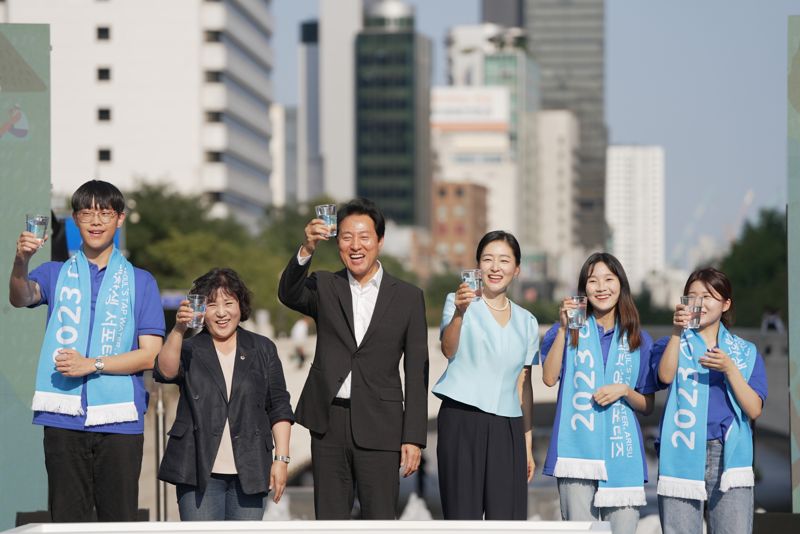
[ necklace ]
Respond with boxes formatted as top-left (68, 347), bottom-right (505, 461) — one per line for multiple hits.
top-left (482, 296), bottom-right (510, 311)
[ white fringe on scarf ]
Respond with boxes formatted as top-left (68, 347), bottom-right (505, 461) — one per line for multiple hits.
top-left (554, 457), bottom-right (607, 481)
top-left (32, 391), bottom-right (83, 416)
top-left (720, 467), bottom-right (754, 492)
top-left (657, 475), bottom-right (707, 501)
top-left (594, 486), bottom-right (647, 508)
top-left (85, 402), bottom-right (138, 426)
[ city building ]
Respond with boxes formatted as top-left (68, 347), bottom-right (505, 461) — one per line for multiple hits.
top-left (355, 0), bottom-right (432, 227)
top-left (432, 182), bottom-right (488, 271)
top-left (537, 110), bottom-right (583, 296)
top-left (481, 0), bottom-right (609, 250)
top-left (1, 0), bottom-right (275, 227)
top-left (606, 145), bottom-right (666, 292)
top-left (269, 104), bottom-right (297, 208)
top-left (297, 19), bottom-right (323, 203)
top-left (445, 24), bottom-right (538, 265)
top-left (431, 86), bottom-right (516, 235)
top-left (319, 0), bottom-right (362, 201)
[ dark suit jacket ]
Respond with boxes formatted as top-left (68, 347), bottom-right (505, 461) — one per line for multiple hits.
top-left (153, 327), bottom-right (294, 495)
top-left (278, 256), bottom-right (429, 451)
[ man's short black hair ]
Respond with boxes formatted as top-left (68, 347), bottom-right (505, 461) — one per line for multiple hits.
top-left (71, 180), bottom-right (125, 213)
top-left (190, 268), bottom-right (253, 322)
top-left (337, 198), bottom-right (385, 239)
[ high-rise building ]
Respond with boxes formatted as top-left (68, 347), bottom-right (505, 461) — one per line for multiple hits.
top-left (446, 24), bottom-right (538, 251)
top-left (480, 1), bottom-right (610, 249)
top-left (523, 0), bottom-right (608, 250)
top-left (269, 104), bottom-right (297, 208)
top-left (431, 86), bottom-right (516, 235)
top-left (606, 145), bottom-right (666, 292)
top-left (432, 181), bottom-right (488, 270)
top-left (1, 0), bottom-right (275, 226)
top-left (319, 0), bottom-right (362, 201)
top-left (297, 20), bottom-right (323, 203)
top-left (537, 110), bottom-right (582, 295)
top-left (355, 0), bottom-right (431, 227)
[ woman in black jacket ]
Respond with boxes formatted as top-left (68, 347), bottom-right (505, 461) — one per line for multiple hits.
top-left (155, 268), bottom-right (294, 520)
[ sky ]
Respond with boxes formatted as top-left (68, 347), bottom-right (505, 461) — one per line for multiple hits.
top-left (271, 0), bottom-right (796, 270)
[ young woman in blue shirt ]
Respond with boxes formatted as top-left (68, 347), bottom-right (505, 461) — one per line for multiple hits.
top-left (434, 231), bottom-right (539, 519)
top-left (540, 253), bottom-right (656, 534)
top-left (654, 267), bottom-right (767, 534)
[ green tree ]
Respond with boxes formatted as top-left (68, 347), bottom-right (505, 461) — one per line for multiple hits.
top-left (716, 208), bottom-right (787, 327)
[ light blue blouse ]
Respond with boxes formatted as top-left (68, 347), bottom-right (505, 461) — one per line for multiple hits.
top-left (432, 293), bottom-right (539, 417)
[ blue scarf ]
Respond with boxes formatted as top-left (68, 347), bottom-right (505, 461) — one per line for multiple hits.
top-left (32, 248), bottom-right (138, 426)
top-left (554, 316), bottom-right (646, 507)
top-left (657, 325), bottom-right (756, 499)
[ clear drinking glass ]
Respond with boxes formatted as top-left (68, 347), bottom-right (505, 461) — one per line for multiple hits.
top-left (681, 295), bottom-right (704, 330)
top-left (460, 269), bottom-right (482, 302)
top-left (315, 204), bottom-right (337, 238)
top-left (187, 294), bottom-right (207, 329)
top-left (567, 296), bottom-right (588, 329)
top-left (26, 214), bottom-right (49, 247)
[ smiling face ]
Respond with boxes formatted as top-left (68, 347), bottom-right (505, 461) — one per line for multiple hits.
top-left (337, 214), bottom-right (383, 284)
top-left (204, 288), bottom-right (241, 342)
top-left (585, 261), bottom-right (621, 314)
top-left (686, 280), bottom-right (731, 329)
top-left (478, 239), bottom-right (519, 296)
top-left (72, 200), bottom-right (124, 256)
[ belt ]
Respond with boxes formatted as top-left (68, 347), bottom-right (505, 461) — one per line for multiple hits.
top-left (332, 397), bottom-right (351, 408)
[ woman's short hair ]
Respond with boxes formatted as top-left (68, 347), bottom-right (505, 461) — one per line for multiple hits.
top-left (190, 268), bottom-right (253, 321)
top-left (683, 267), bottom-right (735, 327)
top-left (475, 230), bottom-right (522, 265)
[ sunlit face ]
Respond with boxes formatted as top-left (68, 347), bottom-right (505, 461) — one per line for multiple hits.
top-left (686, 280), bottom-right (730, 329)
top-left (204, 289), bottom-right (241, 341)
top-left (585, 261), bottom-right (621, 314)
top-left (337, 214), bottom-right (383, 283)
top-left (72, 200), bottom-right (124, 254)
top-left (478, 240), bottom-right (519, 296)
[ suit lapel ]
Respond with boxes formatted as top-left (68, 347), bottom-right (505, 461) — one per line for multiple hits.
top-left (193, 332), bottom-right (228, 402)
top-left (230, 328), bottom-right (253, 404)
top-left (333, 269), bottom-right (357, 347)
top-left (358, 272), bottom-right (397, 349)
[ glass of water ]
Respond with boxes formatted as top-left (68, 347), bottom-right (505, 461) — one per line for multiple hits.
top-left (187, 294), bottom-right (207, 329)
top-left (460, 269), bottom-right (482, 302)
top-left (26, 214), bottom-right (49, 248)
top-left (680, 295), bottom-right (704, 329)
top-left (567, 296), bottom-right (588, 329)
top-left (315, 204), bottom-right (337, 238)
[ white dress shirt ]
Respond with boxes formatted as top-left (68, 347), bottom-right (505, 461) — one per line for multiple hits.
top-left (297, 250), bottom-right (383, 399)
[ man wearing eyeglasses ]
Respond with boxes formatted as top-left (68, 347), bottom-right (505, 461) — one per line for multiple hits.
top-left (9, 180), bottom-right (165, 522)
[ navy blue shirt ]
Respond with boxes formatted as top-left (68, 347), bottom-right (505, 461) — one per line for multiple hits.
top-left (540, 322), bottom-right (657, 479)
top-left (650, 335), bottom-right (767, 441)
top-left (29, 260), bottom-right (165, 434)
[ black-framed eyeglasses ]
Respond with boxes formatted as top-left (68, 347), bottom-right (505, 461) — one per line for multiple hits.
top-left (75, 209), bottom-right (119, 223)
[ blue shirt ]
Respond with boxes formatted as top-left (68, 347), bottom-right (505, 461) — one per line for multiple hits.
top-left (650, 335), bottom-right (768, 442)
top-left (540, 322), bottom-right (657, 479)
top-left (432, 293), bottom-right (539, 417)
top-left (29, 260), bottom-right (165, 434)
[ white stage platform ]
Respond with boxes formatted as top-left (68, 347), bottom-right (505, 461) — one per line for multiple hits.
top-left (5, 521), bottom-right (610, 533)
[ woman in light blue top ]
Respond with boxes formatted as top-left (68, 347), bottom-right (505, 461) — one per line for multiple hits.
top-left (434, 231), bottom-right (539, 519)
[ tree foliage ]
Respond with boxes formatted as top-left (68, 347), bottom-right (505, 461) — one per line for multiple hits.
top-left (716, 208), bottom-right (787, 327)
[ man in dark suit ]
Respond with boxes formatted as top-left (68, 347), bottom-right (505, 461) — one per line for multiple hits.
top-left (278, 198), bottom-right (429, 519)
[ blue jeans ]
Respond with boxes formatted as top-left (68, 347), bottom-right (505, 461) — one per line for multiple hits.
top-left (659, 439), bottom-right (753, 534)
top-left (557, 478), bottom-right (640, 534)
top-left (177, 474), bottom-right (267, 521)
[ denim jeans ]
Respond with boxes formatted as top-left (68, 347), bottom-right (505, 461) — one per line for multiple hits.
top-left (177, 473), bottom-right (267, 521)
top-left (557, 477), bottom-right (640, 534)
top-left (659, 439), bottom-right (753, 534)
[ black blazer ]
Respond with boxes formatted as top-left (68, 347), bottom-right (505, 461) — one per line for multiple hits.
top-left (278, 255), bottom-right (429, 451)
top-left (154, 327), bottom-right (294, 495)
